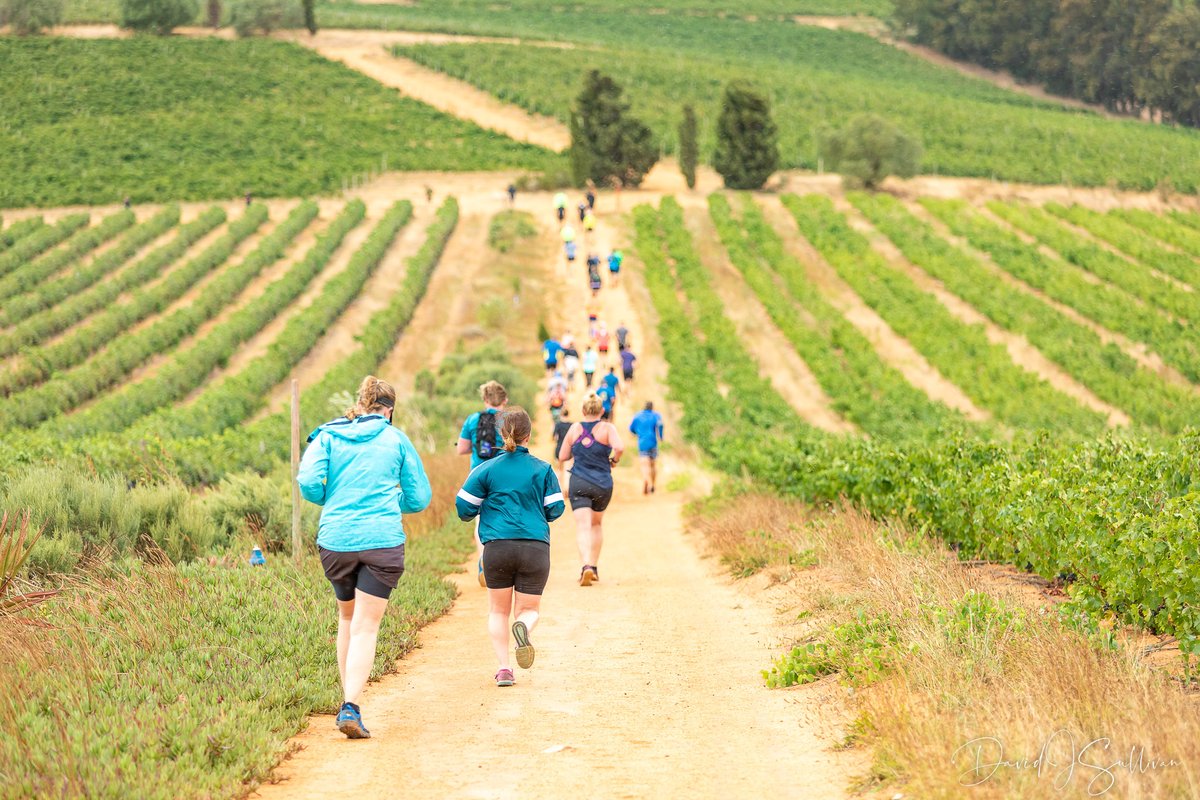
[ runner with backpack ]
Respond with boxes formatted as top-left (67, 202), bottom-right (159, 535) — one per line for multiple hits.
top-left (608, 249), bottom-right (623, 287)
top-left (547, 371), bottom-right (568, 422)
top-left (456, 380), bottom-right (508, 586)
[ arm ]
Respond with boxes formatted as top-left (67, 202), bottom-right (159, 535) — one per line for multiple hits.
top-left (456, 466), bottom-right (486, 522)
top-left (557, 423), bottom-right (580, 464)
top-left (455, 414), bottom-right (474, 455)
top-left (296, 434), bottom-right (329, 505)
top-left (542, 467), bottom-right (565, 523)
top-left (606, 423), bottom-right (626, 463)
top-left (397, 433), bottom-right (432, 514)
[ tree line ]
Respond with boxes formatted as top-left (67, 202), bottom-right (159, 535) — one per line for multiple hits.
top-left (892, 0), bottom-right (1200, 127)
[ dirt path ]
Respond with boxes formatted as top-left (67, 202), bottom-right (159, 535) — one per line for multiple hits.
top-left (906, 199), bottom-right (1200, 391)
top-left (680, 202), bottom-right (855, 434)
top-left (254, 189), bottom-right (857, 800)
top-left (835, 197), bottom-right (1132, 427)
top-left (756, 194), bottom-right (992, 422)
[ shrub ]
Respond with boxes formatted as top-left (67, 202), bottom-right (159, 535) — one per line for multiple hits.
top-left (0, 0), bottom-right (63, 34)
top-left (119, 0), bottom-right (198, 33)
top-left (229, 0), bottom-right (299, 36)
top-left (713, 83), bottom-right (779, 190)
top-left (820, 113), bottom-right (922, 190)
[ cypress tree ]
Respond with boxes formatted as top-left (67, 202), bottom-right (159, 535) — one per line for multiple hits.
top-left (678, 104), bottom-right (698, 190)
top-left (572, 70), bottom-right (658, 188)
top-left (712, 83), bottom-right (778, 190)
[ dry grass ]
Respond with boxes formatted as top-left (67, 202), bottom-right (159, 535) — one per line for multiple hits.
top-left (692, 490), bottom-right (1200, 799)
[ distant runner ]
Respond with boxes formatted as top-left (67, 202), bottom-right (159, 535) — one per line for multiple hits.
top-left (585, 187), bottom-right (596, 210)
top-left (619, 346), bottom-right (637, 384)
top-left (595, 381), bottom-right (616, 421)
top-left (588, 260), bottom-right (603, 296)
top-left (583, 210), bottom-right (596, 233)
top-left (595, 323), bottom-right (611, 356)
top-left (578, 202), bottom-right (588, 223)
top-left (608, 249), bottom-right (623, 286)
top-left (558, 393), bottom-right (624, 586)
top-left (616, 321), bottom-right (630, 351)
top-left (562, 224), bottom-right (577, 264)
top-left (586, 297), bottom-right (600, 337)
top-left (457, 407), bottom-right (564, 686)
top-left (554, 191), bottom-right (568, 222)
top-left (507, 183), bottom-right (517, 206)
top-left (543, 336), bottom-right (563, 375)
top-left (547, 371), bottom-right (568, 422)
top-left (582, 345), bottom-right (599, 388)
top-left (629, 401), bottom-right (664, 494)
top-left (457, 381), bottom-right (509, 586)
top-left (562, 340), bottom-right (581, 386)
top-left (298, 376), bottom-right (432, 740)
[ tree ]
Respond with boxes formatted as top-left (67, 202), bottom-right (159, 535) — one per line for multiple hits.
top-left (229, 0), bottom-right (300, 36)
top-left (568, 111), bottom-right (592, 189)
top-left (819, 114), bottom-right (922, 190)
top-left (678, 104), bottom-right (698, 190)
top-left (1137, 4), bottom-right (1200, 128)
top-left (302, 0), bottom-right (315, 34)
top-left (205, 0), bottom-right (218, 27)
top-left (712, 82), bottom-right (778, 190)
top-left (571, 70), bottom-right (659, 189)
top-left (0, 0), bottom-right (64, 34)
top-left (119, 0), bottom-right (198, 33)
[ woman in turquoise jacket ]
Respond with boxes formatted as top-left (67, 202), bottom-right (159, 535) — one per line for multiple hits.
top-left (298, 375), bottom-right (431, 739)
top-left (456, 407), bottom-right (565, 687)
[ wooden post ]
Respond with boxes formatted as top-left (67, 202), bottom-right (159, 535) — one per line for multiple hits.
top-left (290, 379), bottom-right (302, 563)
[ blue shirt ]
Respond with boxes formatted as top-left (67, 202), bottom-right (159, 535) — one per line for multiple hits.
top-left (456, 446), bottom-right (565, 543)
top-left (461, 408), bottom-right (502, 470)
top-left (596, 384), bottom-right (615, 412)
top-left (629, 409), bottom-right (664, 452)
top-left (620, 350), bottom-right (636, 372)
top-left (298, 415), bottom-right (432, 552)
top-left (543, 339), bottom-right (563, 364)
top-left (602, 372), bottom-right (620, 393)
top-left (608, 252), bottom-right (623, 272)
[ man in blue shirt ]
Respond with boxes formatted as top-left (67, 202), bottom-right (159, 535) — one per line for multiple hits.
top-left (543, 338), bottom-right (563, 375)
top-left (628, 401), bottom-right (665, 494)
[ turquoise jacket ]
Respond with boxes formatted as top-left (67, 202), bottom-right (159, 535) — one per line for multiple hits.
top-left (298, 414), bottom-right (432, 552)
top-left (456, 446), bottom-right (565, 544)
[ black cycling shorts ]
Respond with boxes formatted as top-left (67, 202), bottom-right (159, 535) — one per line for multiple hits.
top-left (319, 544), bottom-right (405, 601)
top-left (569, 475), bottom-right (614, 512)
top-left (482, 539), bottom-right (551, 595)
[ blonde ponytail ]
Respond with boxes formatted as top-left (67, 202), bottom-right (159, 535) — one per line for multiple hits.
top-left (499, 406), bottom-right (532, 452)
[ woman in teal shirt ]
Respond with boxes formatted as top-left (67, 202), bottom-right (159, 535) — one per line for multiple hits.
top-left (456, 407), bottom-right (565, 687)
top-left (298, 376), bottom-right (431, 739)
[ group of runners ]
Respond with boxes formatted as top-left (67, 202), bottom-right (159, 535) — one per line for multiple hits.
top-left (297, 189), bottom-right (667, 740)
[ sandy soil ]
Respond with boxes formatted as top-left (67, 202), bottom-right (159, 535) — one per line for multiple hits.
top-left (834, 197), bottom-right (1132, 427)
top-left (756, 194), bottom-right (991, 422)
top-left (679, 202), bottom-right (856, 434)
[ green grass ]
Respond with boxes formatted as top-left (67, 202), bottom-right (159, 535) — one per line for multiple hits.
top-left (0, 515), bottom-right (471, 800)
top-left (0, 38), bottom-right (558, 208)
top-left (487, 209), bottom-right (537, 253)
top-left (391, 15), bottom-right (1200, 191)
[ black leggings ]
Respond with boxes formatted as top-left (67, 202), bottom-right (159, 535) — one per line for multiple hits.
top-left (482, 539), bottom-right (551, 595)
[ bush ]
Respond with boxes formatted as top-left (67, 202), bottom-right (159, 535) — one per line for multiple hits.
top-left (487, 210), bottom-right (536, 253)
top-left (229, 0), bottom-right (299, 36)
top-left (820, 113), bottom-right (922, 190)
top-left (713, 83), bottom-right (779, 190)
top-left (0, 0), bottom-right (63, 34)
top-left (119, 0), bottom-right (197, 33)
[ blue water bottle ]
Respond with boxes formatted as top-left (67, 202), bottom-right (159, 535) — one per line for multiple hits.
top-left (250, 546), bottom-right (266, 566)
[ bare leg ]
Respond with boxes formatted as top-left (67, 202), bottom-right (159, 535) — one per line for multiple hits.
top-left (344, 590), bottom-right (389, 704)
top-left (336, 598), bottom-right (355, 689)
top-left (513, 591), bottom-right (542, 632)
top-left (588, 510), bottom-right (605, 565)
top-left (649, 457), bottom-right (658, 491)
top-left (573, 506), bottom-right (593, 568)
top-left (488, 587), bottom-right (514, 669)
top-left (639, 455), bottom-right (652, 492)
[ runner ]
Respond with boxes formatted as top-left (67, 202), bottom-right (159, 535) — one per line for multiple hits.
top-left (507, 183), bottom-right (517, 206)
top-left (588, 260), bottom-right (603, 297)
top-left (583, 209), bottom-right (596, 234)
top-left (457, 407), bottom-right (565, 686)
top-left (599, 366), bottom-right (620, 420)
top-left (608, 249), bottom-right (623, 287)
top-left (586, 296), bottom-right (600, 337)
top-left (562, 340), bottom-right (580, 386)
top-left (547, 371), bottom-right (568, 422)
top-left (628, 401), bottom-right (664, 494)
top-left (553, 406), bottom-right (573, 488)
top-left (562, 223), bottom-right (577, 265)
top-left (585, 186), bottom-right (596, 210)
top-left (596, 380), bottom-right (616, 421)
top-left (542, 336), bottom-right (563, 376)
top-left (595, 322), bottom-right (610, 356)
top-left (557, 394), bottom-right (624, 586)
top-left (582, 345), bottom-right (599, 388)
top-left (619, 345), bottom-right (637, 385)
top-left (297, 376), bottom-right (432, 740)
top-left (616, 321), bottom-right (630, 351)
top-left (553, 191), bottom-right (567, 222)
top-left (577, 202), bottom-right (588, 223)
top-left (456, 381), bottom-right (508, 586)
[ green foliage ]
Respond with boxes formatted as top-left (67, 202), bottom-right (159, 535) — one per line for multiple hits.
top-left (0, 217), bottom-right (45, 252)
top-left (0, 213), bottom-right (89, 280)
top-left (567, 110), bottom-right (592, 189)
top-left (487, 210), bottom-right (536, 253)
top-left (784, 193), bottom-right (1105, 434)
top-left (0, 38), bottom-right (558, 207)
top-left (301, 0), bottom-right (313, 33)
top-left (571, 70), bottom-right (658, 188)
top-left (0, 0), bottom-right (64, 34)
top-left (678, 104), bottom-right (699, 190)
top-left (536, 320), bottom-right (551, 343)
top-left (819, 113), bottom-right (921, 189)
top-left (119, 0), bottom-right (196, 32)
top-left (228, 0), bottom-right (298, 36)
top-left (394, 14), bottom-right (1200, 192)
top-left (0, 210), bottom-right (132, 304)
top-left (765, 613), bottom-right (898, 688)
top-left (712, 83), bottom-right (779, 190)
top-left (1112, 208), bottom-right (1200, 261)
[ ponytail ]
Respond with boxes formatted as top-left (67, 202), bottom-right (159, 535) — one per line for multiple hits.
top-left (499, 406), bottom-right (532, 452)
top-left (346, 375), bottom-right (396, 420)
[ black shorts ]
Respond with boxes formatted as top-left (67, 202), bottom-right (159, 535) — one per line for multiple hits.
top-left (319, 544), bottom-right (405, 601)
top-left (482, 539), bottom-right (551, 595)
top-left (623, 369), bottom-right (634, 380)
top-left (569, 475), bottom-right (613, 512)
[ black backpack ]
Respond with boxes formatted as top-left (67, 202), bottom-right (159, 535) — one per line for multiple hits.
top-left (475, 411), bottom-right (502, 461)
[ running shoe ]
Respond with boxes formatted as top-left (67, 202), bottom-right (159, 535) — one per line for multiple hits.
top-left (512, 620), bottom-right (535, 669)
top-left (579, 566), bottom-right (594, 587)
top-left (591, 565), bottom-right (600, 582)
top-left (495, 668), bottom-right (515, 687)
top-left (336, 702), bottom-right (370, 739)
top-left (478, 557), bottom-right (486, 588)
